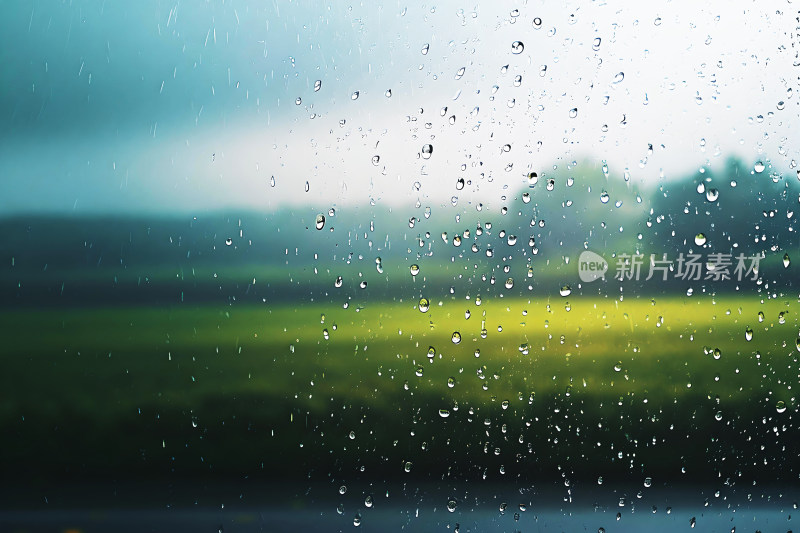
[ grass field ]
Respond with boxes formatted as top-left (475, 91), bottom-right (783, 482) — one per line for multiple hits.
top-left (2, 294), bottom-right (798, 490)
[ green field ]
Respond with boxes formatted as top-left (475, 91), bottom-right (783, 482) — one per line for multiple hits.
top-left (2, 294), bottom-right (798, 487)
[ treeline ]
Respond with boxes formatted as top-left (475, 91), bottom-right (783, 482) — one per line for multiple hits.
top-left (0, 157), bottom-right (796, 307)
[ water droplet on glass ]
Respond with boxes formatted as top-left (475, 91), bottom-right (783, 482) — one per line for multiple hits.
top-left (783, 253), bottom-right (790, 268)
top-left (315, 214), bottom-right (325, 230)
top-left (456, 178), bottom-right (465, 190)
top-left (351, 91), bottom-right (359, 100)
top-left (600, 191), bottom-right (610, 204)
top-left (372, 155), bottom-right (380, 166)
top-left (511, 41), bottom-right (524, 54)
top-left (404, 461), bottom-right (413, 472)
top-left (314, 80), bottom-right (322, 92)
top-left (706, 189), bottom-right (719, 202)
top-left (455, 67), bottom-right (466, 80)
top-left (745, 327), bottom-right (753, 341)
top-left (754, 161), bottom-right (765, 173)
top-left (569, 108), bottom-right (578, 118)
top-left (418, 298), bottom-right (430, 313)
top-left (560, 285), bottom-right (572, 297)
top-left (695, 233), bottom-right (707, 246)
top-left (532, 17), bottom-right (542, 29)
top-left (447, 377), bottom-right (455, 388)
top-left (505, 278), bottom-right (514, 289)
top-left (225, 238), bottom-right (233, 246)
top-left (359, 281), bottom-right (367, 289)
top-left (384, 89), bottom-right (392, 97)
top-left (447, 499), bottom-right (457, 512)
top-left (421, 43), bottom-right (430, 55)
top-left (776, 400), bottom-right (787, 413)
top-left (439, 409), bottom-right (451, 418)
top-left (304, 181), bottom-right (310, 193)
top-left (334, 276), bottom-right (343, 288)
top-left (295, 97), bottom-right (302, 105)
top-left (592, 37), bottom-right (601, 51)
top-left (422, 144), bottom-right (433, 159)
top-left (613, 72), bottom-right (625, 84)
top-left (270, 176), bottom-right (276, 187)
top-left (451, 332), bottom-right (462, 344)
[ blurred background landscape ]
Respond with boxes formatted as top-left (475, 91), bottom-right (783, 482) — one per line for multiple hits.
top-left (2, 1), bottom-right (799, 531)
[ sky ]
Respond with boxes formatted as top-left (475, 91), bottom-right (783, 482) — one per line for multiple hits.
top-left (1, 0), bottom-right (798, 214)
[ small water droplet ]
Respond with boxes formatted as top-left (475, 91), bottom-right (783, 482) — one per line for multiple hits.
top-left (314, 80), bottom-right (322, 92)
top-left (511, 41), bottom-right (524, 54)
top-left (451, 331), bottom-right (462, 344)
top-left (569, 107), bottom-right (578, 118)
top-left (315, 214), bottom-right (325, 230)
top-left (351, 91), bottom-right (359, 100)
top-left (754, 161), bottom-right (765, 173)
top-left (421, 43), bottom-right (430, 55)
top-left (706, 188), bottom-right (719, 202)
top-left (695, 233), bottom-right (707, 246)
top-left (783, 253), bottom-right (790, 268)
top-left (776, 400), bottom-right (787, 413)
top-left (418, 298), bottom-right (430, 313)
top-left (422, 144), bottom-right (433, 159)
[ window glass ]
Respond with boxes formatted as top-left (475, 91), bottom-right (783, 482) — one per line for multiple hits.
top-left (1, 1), bottom-right (798, 531)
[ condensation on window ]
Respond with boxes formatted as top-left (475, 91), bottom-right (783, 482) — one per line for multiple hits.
top-left (0, 1), bottom-right (798, 531)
